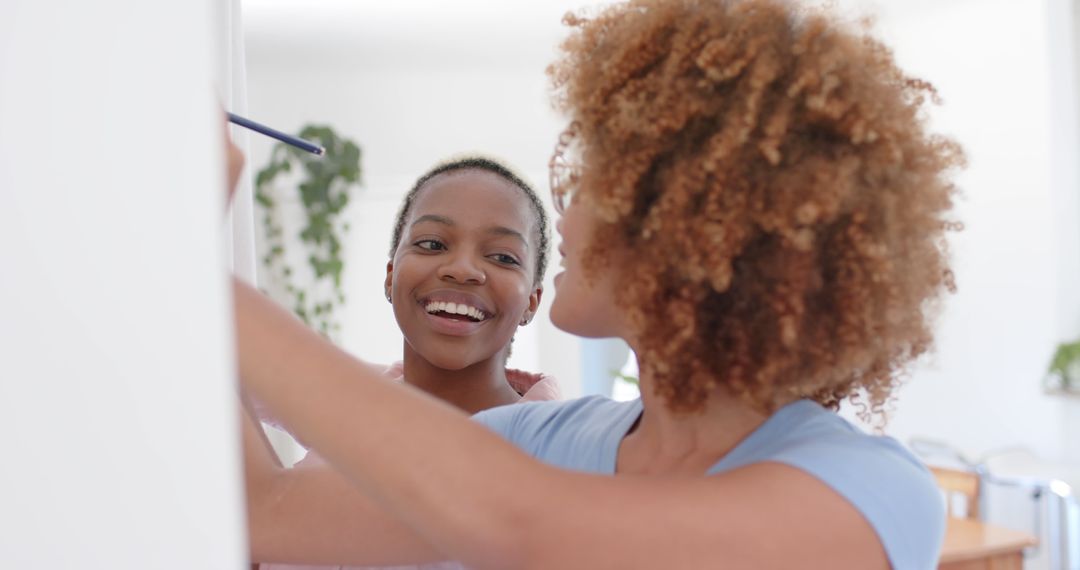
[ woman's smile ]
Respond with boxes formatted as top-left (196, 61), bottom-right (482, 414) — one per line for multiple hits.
top-left (417, 289), bottom-right (494, 336)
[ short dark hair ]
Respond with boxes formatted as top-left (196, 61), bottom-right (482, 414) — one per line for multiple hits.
top-left (389, 157), bottom-right (550, 285)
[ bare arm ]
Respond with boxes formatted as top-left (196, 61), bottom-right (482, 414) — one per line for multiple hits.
top-left (239, 398), bottom-right (447, 566)
top-left (233, 278), bottom-right (888, 570)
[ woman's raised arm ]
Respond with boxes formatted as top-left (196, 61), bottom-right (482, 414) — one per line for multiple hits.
top-left (233, 279), bottom-right (889, 570)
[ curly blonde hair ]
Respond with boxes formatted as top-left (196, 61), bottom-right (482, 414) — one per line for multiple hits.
top-left (548, 0), bottom-right (963, 421)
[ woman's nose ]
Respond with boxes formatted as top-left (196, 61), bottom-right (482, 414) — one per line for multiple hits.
top-left (438, 252), bottom-right (486, 285)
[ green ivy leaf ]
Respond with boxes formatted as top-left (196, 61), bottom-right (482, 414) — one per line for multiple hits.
top-left (253, 123), bottom-right (362, 344)
top-left (254, 190), bottom-right (274, 208)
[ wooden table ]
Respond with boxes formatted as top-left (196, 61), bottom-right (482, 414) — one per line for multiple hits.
top-left (939, 518), bottom-right (1038, 570)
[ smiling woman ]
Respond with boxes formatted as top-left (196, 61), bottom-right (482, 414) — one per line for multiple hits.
top-left (383, 158), bottom-right (553, 407)
top-left (250, 156), bottom-right (559, 570)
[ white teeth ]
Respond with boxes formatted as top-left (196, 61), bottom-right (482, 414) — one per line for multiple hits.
top-left (424, 301), bottom-right (485, 321)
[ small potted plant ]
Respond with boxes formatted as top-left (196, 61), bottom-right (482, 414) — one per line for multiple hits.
top-left (1047, 338), bottom-right (1080, 394)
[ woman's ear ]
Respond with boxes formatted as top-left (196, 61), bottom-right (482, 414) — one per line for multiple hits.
top-left (520, 285), bottom-right (543, 325)
top-left (384, 261), bottom-right (394, 303)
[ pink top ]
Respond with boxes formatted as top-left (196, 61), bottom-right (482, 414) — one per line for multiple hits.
top-left (257, 363), bottom-right (560, 570)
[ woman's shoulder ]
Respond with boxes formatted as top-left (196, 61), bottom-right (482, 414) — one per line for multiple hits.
top-left (722, 400), bottom-right (935, 480)
top-left (717, 400), bottom-right (945, 569)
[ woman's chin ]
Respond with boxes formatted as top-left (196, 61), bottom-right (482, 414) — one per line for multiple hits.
top-left (410, 344), bottom-right (488, 371)
top-left (423, 354), bottom-right (474, 371)
top-left (548, 308), bottom-right (574, 335)
top-left (550, 305), bottom-right (606, 339)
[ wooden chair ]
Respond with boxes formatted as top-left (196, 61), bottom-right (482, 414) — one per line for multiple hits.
top-left (930, 464), bottom-right (1039, 570)
top-left (931, 466), bottom-right (981, 520)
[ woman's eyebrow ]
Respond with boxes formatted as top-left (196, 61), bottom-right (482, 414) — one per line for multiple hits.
top-left (412, 215), bottom-right (528, 249)
top-left (410, 214), bottom-right (454, 228)
top-left (487, 226), bottom-right (529, 249)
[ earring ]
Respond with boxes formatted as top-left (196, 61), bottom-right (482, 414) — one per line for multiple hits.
top-left (386, 292), bottom-right (392, 303)
top-left (520, 317), bottom-right (531, 326)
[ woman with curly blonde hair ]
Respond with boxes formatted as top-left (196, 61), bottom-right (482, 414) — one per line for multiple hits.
top-left (234, 0), bottom-right (962, 568)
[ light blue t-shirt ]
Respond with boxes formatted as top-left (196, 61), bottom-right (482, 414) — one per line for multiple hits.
top-left (473, 396), bottom-right (945, 570)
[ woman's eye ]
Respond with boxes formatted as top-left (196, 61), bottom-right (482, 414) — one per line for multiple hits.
top-left (414, 239), bottom-right (446, 251)
top-left (492, 253), bottom-right (521, 266)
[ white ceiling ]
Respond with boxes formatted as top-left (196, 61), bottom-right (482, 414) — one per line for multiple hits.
top-left (242, 0), bottom-right (595, 69)
top-left (240, 0), bottom-right (931, 70)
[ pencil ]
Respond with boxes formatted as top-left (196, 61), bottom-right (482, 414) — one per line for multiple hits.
top-left (227, 112), bottom-right (325, 156)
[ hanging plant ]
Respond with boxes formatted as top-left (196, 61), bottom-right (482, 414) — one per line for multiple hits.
top-left (253, 125), bottom-right (362, 340)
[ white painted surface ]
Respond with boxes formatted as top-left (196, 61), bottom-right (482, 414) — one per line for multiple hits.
top-left (0, 1), bottom-right (247, 567)
top-left (830, 1), bottom-right (1080, 471)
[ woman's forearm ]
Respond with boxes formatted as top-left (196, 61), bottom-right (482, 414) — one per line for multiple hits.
top-left (240, 395), bottom-right (457, 566)
top-left (232, 279), bottom-right (545, 569)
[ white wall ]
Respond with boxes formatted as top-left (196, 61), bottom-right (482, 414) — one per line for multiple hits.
top-left (0, 1), bottom-right (247, 567)
top-left (826, 1), bottom-right (1080, 473)
top-left (1051, 0), bottom-right (1080, 469)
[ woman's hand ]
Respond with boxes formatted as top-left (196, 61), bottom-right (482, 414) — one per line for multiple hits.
top-left (224, 118), bottom-right (245, 205)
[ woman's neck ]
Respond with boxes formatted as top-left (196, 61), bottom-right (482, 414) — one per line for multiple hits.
top-left (400, 346), bottom-right (521, 415)
top-left (616, 370), bottom-right (772, 476)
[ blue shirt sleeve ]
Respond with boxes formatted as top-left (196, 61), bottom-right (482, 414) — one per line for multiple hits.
top-left (471, 403), bottom-right (521, 445)
top-left (770, 432), bottom-right (946, 570)
top-left (470, 399), bottom-right (584, 458)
